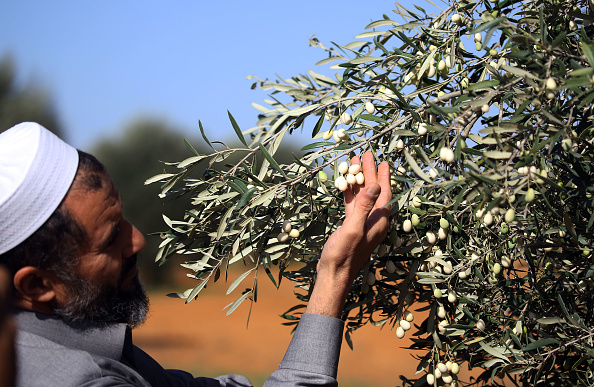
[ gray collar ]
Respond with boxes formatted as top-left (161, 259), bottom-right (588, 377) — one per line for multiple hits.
top-left (15, 309), bottom-right (127, 360)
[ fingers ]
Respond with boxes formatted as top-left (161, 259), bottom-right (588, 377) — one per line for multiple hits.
top-left (343, 155), bottom-right (360, 218)
top-left (350, 156), bottom-right (362, 197)
top-left (361, 152), bottom-right (377, 188)
top-left (342, 152), bottom-right (391, 229)
top-left (376, 161), bottom-right (392, 209)
top-left (347, 182), bottom-right (381, 232)
top-left (344, 185), bottom-right (355, 218)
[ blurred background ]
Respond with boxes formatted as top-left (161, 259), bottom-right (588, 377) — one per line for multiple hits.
top-left (0, 0), bottom-right (395, 284)
top-left (0, 2), bottom-right (437, 385)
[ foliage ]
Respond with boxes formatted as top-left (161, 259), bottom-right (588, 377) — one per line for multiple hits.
top-left (149, 0), bottom-right (594, 385)
top-left (0, 55), bottom-right (63, 137)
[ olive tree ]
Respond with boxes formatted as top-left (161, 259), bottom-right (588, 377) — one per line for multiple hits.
top-left (148, 0), bottom-right (594, 385)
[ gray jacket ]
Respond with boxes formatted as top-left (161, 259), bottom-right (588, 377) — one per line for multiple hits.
top-left (15, 310), bottom-right (343, 386)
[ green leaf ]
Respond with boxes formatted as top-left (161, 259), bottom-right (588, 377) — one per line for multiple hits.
top-left (184, 278), bottom-right (210, 303)
top-left (500, 65), bottom-right (539, 81)
top-left (144, 173), bottom-right (175, 185)
top-left (311, 113), bottom-right (325, 139)
top-left (307, 70), bottom-right (337, 85)
top-left (235, 187), bottom-right (258, 210)
top-left (483, 151), bottom-right (513, 159)
top-left (478, 341), bottom-right (510, 362)
top-left (228, 110), bottom-right (249, 147)
top-left (562, 77), bottom-right (592, 89)
top-left (365, 19), bottom-right (397, 29)
top-left (353, 31), bottom-right (386, 39)
top-left (301, 141), bottom-right (331, 151)
top-left (225, 290), bottom-right (252, 316)
top-left (349, 56), bottom-right (383, 65)
top-left (259, 143), bottom-right (288, 179)
top-left (216, 206), bottom-right (235, 240)
top-left (569, 67), bottom-right (594, 77)
top-left (404, 148), bottom-right (432, 183)
top-left (226, 268), bottom-right (255, 295)
top-left (522, 338), bottom-right (558, 352)
top-left (251, 189), bottom-right (276, 207)
top-left (466, 79), bottom-right (500, 91)
top-left (287, 104), bottom-right (320, 117)
top-left (198, 120), bottom-right (215, 151)
top-left (177, 155), bottom-right (207, 169)
top-left (315, 56), bottom-right (342, 66)
top-left (470, 17), bottom-right (505, 35)
top-left (392, 22), bottom-right (425, 32)
top-left (582, 42), bottom-right (594, 67)
top-left (358, 113), bottom-right (388, 123)
top-left (536, 317), bottom-right (565, 325)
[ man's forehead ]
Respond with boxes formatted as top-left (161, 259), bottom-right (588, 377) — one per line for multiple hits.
top-left (66, 174), bottom-right (121, 214)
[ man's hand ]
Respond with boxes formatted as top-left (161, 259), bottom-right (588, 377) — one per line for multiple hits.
top-left (306, 152), bottom-right (391, 318)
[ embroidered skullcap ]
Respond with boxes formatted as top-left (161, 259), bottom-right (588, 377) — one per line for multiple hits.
top-left (0, 122), bottom-right (79, 255)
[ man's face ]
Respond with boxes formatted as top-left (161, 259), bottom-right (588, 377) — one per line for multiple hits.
top-left (53, 172), bottom-right (149, 327)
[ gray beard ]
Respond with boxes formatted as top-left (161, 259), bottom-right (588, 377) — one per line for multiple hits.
top-left (53, 256), bottom-right (149, 328)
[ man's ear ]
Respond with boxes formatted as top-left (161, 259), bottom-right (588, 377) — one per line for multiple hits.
top-left (13, 266), bottom-right (59, 305)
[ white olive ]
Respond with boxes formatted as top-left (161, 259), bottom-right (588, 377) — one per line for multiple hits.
top-left (438, 227), bottom-right (448, 240)
top-left (403, 219), bottom-right (412, 232)
top-left (400, 320), bottom-right (411, 331)
top-left (346, 174), bottom-right (357, 185)
top-left (348, 164), bottom-right (361, 175)
top-left (341, 111), bottom-right (352, 125)
top-left (546, 77), bottom-right (557, 90)
top-left (404, 310), bottom-right (414, 322)
top-left (448, 292), bottom-right (457, 303)
top-left (440, 147), bottom-right (455, 163)
top-left (437, 305), bottom-right (446, 319)
top-left (477, 319), bottom-right (486, 331)
top-left (355, 172), bottom-right (365, 185)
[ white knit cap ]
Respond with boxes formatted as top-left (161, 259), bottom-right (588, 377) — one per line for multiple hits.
top-left (0, 122), bottom-right (79, 255)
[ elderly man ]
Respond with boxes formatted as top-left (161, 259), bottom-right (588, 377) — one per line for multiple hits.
top-left (0, 122), bottom-right (391, 386)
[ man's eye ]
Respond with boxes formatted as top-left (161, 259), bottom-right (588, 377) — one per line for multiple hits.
top-left (107, 226), bottom-right (120, 246)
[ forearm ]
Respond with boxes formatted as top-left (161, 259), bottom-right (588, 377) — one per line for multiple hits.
top-left (305, 270), bottom-right (351, 318)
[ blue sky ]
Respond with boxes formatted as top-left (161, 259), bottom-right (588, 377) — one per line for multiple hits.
top-left (0, 1), bottom-right (398, 150)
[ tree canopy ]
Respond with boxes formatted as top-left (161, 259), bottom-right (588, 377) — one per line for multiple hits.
top-left (150, 0), bottom-right (594, 385)
top-left (0, 55), bottom-right (63, 138)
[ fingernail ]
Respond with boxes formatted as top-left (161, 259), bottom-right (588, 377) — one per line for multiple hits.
top-left (367, 184), bottom-right (380, 198)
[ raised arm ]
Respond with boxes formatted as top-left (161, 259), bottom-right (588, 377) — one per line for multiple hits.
top-left (263, 152), bottom-right (392, 387)
top-left (307, 151), bottom-right (392, 317)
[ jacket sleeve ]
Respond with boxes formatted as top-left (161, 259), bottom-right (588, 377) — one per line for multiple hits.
top-left (134, 314), bottom-right (343, 387)
top-left (263, 313), bottom-right (344, 387)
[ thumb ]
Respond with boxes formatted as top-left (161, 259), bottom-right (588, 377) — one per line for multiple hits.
top-left (348, 183), bottom-right (381, 229)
